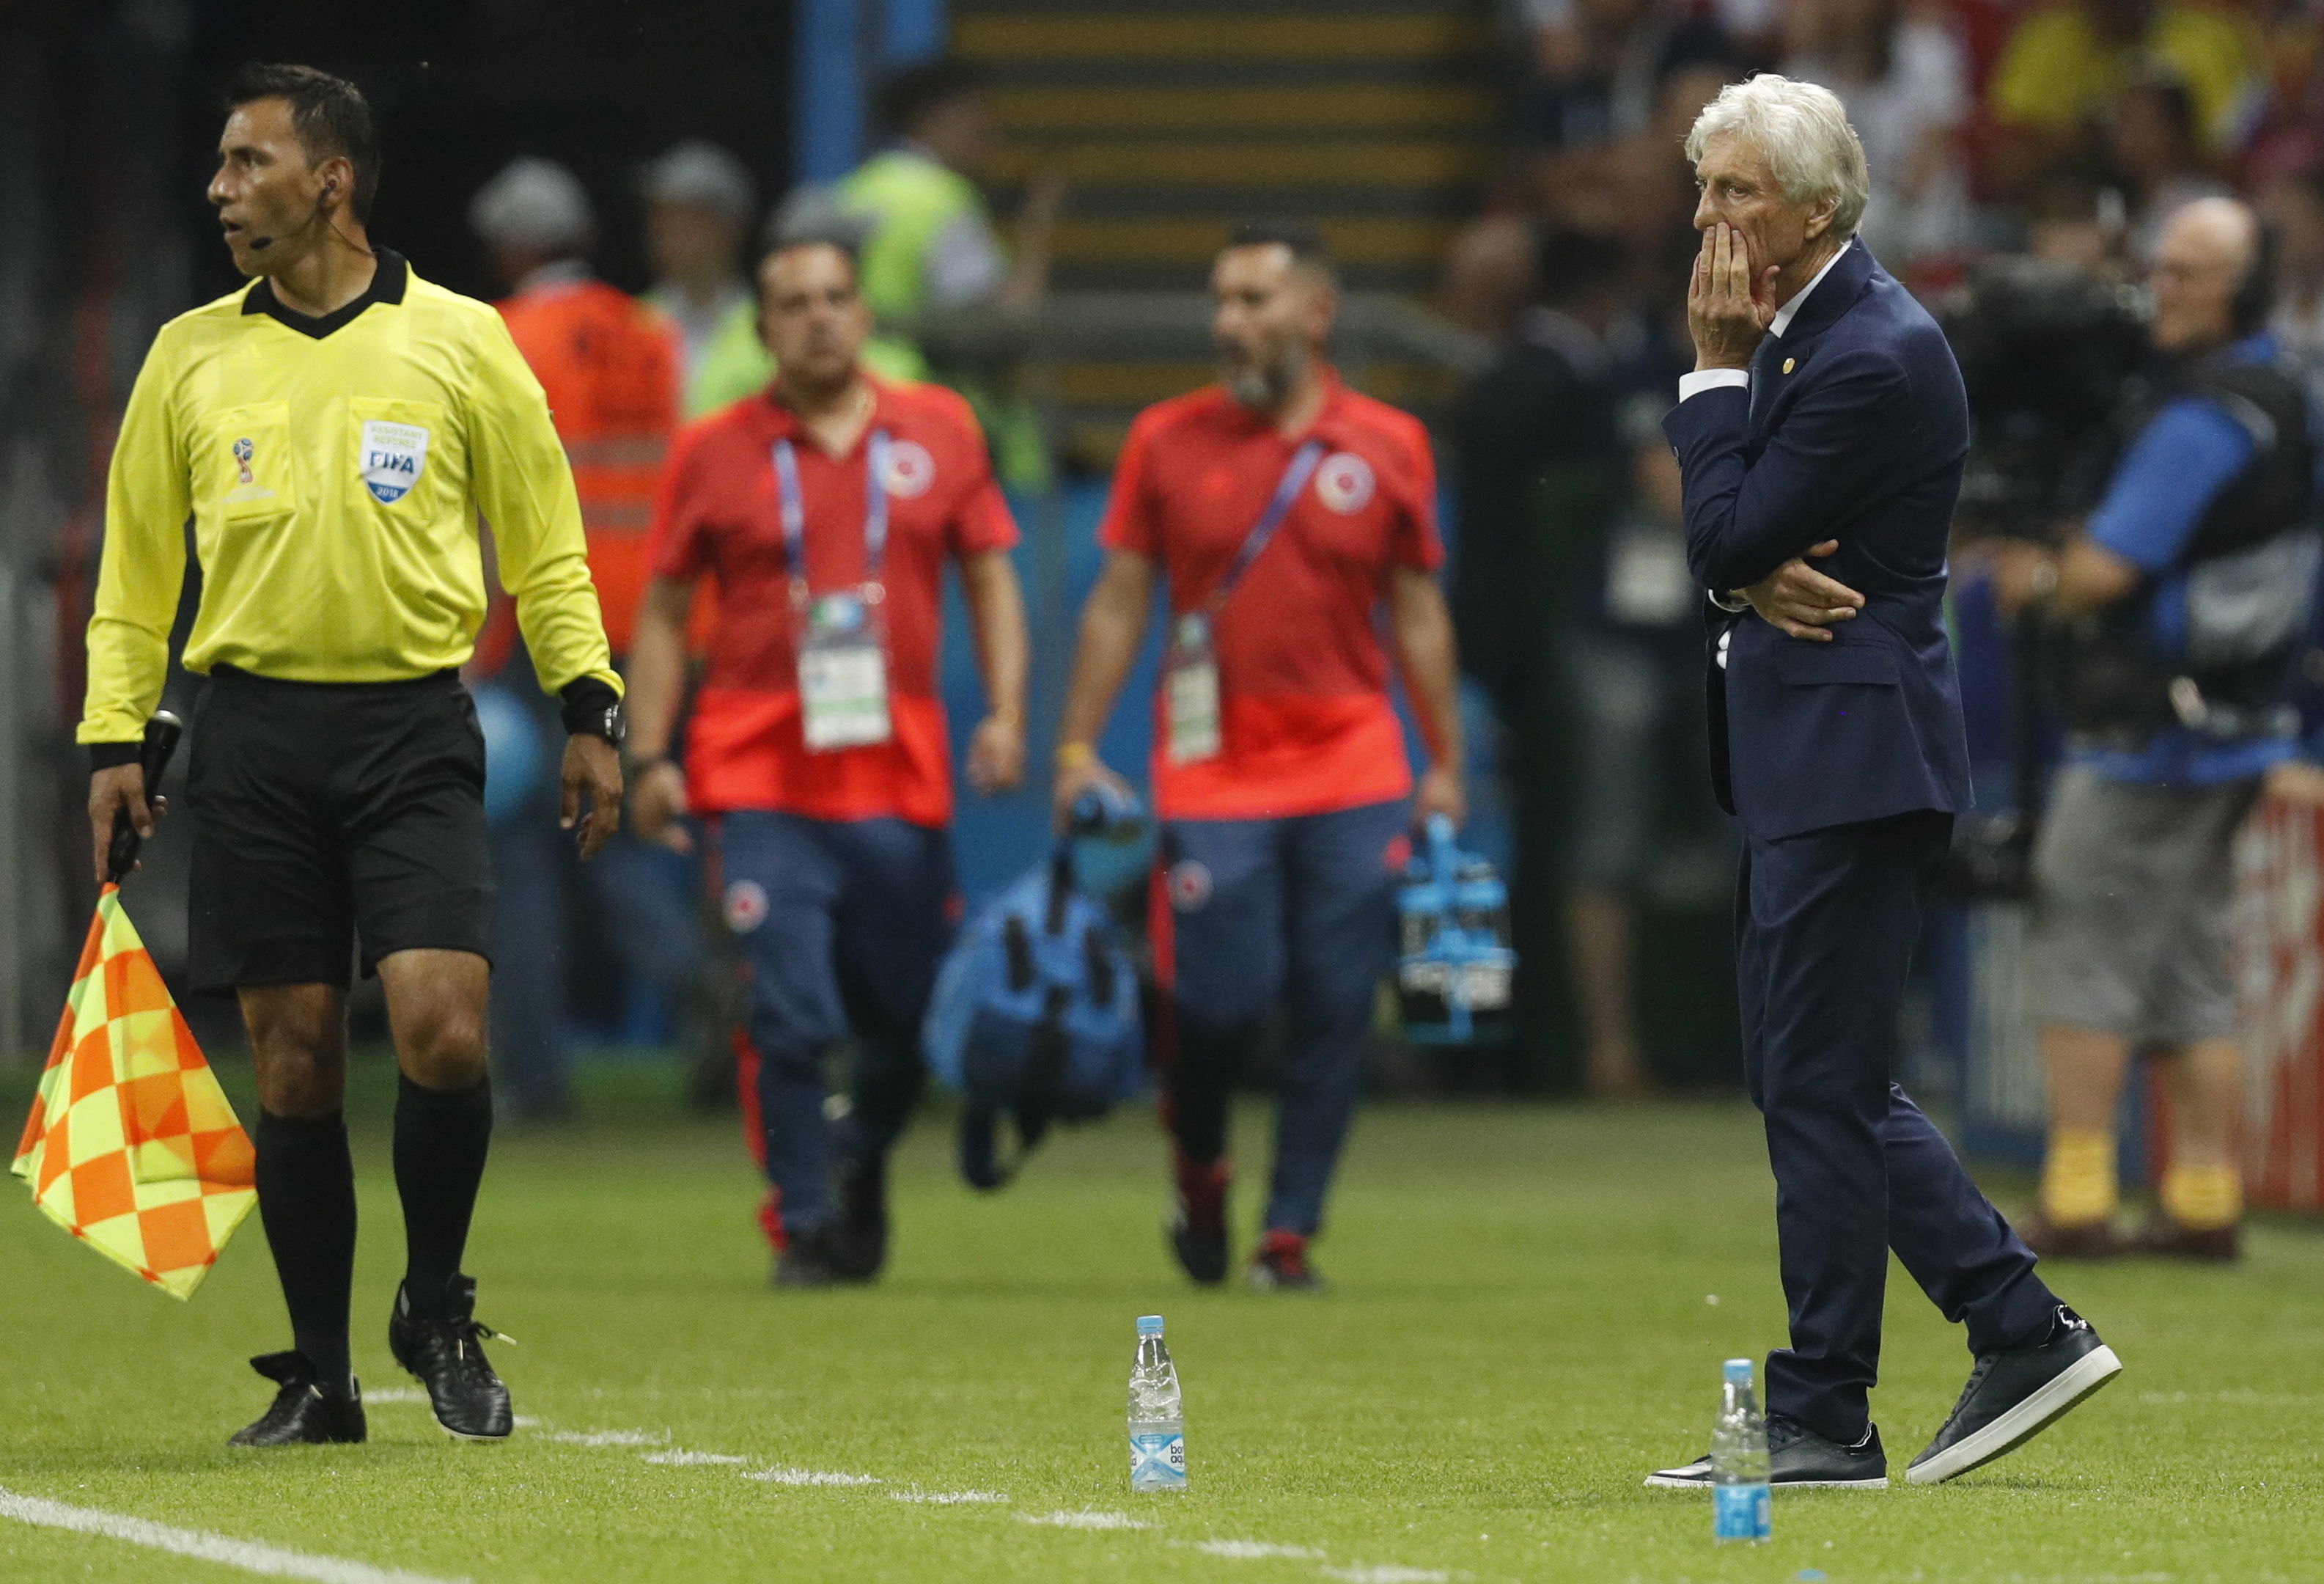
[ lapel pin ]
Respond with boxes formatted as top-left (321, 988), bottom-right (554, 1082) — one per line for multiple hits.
top-left (1781, 357), bottom-right (1795, 374)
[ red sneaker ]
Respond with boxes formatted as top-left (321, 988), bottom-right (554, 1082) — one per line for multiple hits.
top-left (1250, 1229), bottom-right (1323, 1291)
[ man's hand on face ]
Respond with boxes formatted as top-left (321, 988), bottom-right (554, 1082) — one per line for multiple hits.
top-left (1687, 223), bottom-right (1779, 373)
top-left (1738, 540), bottom-right (1864, 641)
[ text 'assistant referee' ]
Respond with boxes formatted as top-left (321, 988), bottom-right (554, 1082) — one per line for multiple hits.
top-left (361, 420), bottom-right (430, 505)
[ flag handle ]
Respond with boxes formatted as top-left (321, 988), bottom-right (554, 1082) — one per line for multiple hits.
top-left (106, 711), bottom-right (182, 885)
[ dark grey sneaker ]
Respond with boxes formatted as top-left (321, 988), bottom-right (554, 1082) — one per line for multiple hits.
top-left (1908, 1306), bottom-right (2121, 1485)
top-left (388, 1276), bottom-right (514, 1441)
top-left (227, 1352), bottom-right (366, 1447)
top-left (1646, 1418), bottom-right (1888, 1489)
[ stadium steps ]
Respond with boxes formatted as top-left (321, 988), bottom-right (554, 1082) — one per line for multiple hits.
top-left (953, 0), bottom-right (1498, 469)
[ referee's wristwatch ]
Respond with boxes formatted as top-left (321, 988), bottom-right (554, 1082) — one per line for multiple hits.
top-left (559, 679), bottom-right (627, 748)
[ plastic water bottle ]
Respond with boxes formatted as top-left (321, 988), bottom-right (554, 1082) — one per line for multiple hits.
top-left (1712, 1357), bottom-right (1771, 1544)
top-left (1127, 1314), bottom-right (1185, 1493)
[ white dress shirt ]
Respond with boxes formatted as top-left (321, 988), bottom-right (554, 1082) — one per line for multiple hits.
top-left (1677, 239), bottom-right (1854, 403)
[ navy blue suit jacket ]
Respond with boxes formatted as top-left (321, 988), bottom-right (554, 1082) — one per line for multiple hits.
top-left (1663, 238), bottom-right (1974, 841)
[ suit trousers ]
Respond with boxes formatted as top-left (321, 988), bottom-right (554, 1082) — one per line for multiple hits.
top-left (1738, 809), bottom-right (2056, 1443)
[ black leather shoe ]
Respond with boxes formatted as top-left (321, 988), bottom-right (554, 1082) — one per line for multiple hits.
top-left (1647, 1416), bottom-right (1888, 1489)
top-left (227, 1352), bottom-right (366, 1447)
top-left (389, 1275), bottom-right (514, 1441)
top-left (1908, 1305), bottom-right (2121, 1485)
top-left (829, 1155), bottom-right (890, 1280)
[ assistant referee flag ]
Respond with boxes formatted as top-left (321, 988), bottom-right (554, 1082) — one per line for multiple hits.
top-left (79, 251), bottom-right (619, 747)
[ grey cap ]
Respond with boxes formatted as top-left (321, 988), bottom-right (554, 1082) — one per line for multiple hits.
top-left (469, 157), bottom-right (594, 252)
top-left (765, 183), bottom-right (875, 256)
top-left (644, 140), bottom-right (757, 223)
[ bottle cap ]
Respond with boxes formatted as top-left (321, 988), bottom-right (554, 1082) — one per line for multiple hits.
top-left (1136, 1314), bottom-right (1165, 1336)
top-left (1723, 1358), bottom-right (1754, 1384)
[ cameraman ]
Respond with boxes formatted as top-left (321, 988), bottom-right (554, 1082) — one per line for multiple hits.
top-left (1987, 197), bottom-right (2317, 1261)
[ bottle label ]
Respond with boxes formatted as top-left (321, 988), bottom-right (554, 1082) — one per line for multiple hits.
top-left (1128, 1430), bottom-right (1186, 1489)
top-left (1713, 1482), bottom-right (1770, 1541)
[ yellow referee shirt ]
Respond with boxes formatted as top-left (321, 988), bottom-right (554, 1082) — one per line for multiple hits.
top-left (79, 249), bottom-right (620, 747)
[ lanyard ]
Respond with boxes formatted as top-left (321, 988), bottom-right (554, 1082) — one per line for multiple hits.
top-left (1206, 439), bottom-right (1325, 615)
top-left (771, 429), bottom-right (891, 606)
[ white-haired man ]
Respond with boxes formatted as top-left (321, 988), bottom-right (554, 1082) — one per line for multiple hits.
top-left (1644, 75), bottom-right (2119, 1492)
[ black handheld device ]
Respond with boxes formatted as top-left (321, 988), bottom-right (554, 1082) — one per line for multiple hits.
top-left (106, 711), bottom-right (183, 885)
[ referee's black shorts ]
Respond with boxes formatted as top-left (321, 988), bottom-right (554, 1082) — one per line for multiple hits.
top-left (185, 665), bottom-right (493, 994)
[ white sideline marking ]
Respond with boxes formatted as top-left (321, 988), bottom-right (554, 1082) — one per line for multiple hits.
top-left (644, 1450), bottom-right (750, 1467)
top-left (891, 1489), bottom-right (1010, 1504)
top-left (0, 1486), bottom-right (463, 1583)
top-left (544, 1429), bottom-right (668, 1447)
top-left (1019, 1511), bottom-right (1149, 1530)
top-left (362, 1387), bottom-right (427, 1405)
top-left (1197, 1541), bottom-right (1327, 1560)
top-left (746, 1467), bottom-right (882, 1487)
top-left (1322, 1569), bottom-right (1449, 1583)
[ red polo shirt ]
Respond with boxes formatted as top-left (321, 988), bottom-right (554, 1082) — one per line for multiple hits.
top-left (1099, 371), bottom-right (1444, 820)
top-left (647, 376), bottom-right (1018, 827)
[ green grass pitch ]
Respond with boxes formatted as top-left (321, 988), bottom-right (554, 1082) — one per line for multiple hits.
top-left (3, 1061), bottom-right (2319, 1583)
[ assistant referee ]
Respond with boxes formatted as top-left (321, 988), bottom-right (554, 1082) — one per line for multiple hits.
top-left (81, 63), bottom-right (625, 1448)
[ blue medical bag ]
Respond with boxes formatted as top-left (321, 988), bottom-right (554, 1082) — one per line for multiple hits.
top-left (1396, 815), bottom-right (1517, 1045)
top-left (922, 801), bottom-right (1145, 1189)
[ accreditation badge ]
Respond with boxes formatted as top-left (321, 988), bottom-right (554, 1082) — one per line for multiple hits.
top-left (798, 587), bottom-right (894, 752)
top-left (1163, 611), bottom-right (1223, 766)
top-left (360, 420), bottom-right (430, 505)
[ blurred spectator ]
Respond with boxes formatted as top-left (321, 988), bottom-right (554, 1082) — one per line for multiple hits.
top-left (2106, 72), bottom-right (2232, 260)
top-left (471, 156), bottom-right (680, 659)
top-left (1437, 210), bottom-right (1542, 340)
top-left (2262, 163), bottom-right (2324, 356)
top-left (642, 141), bottom-right (766, 419)
top-left (1452, 227), bottom-right (1722, 1096)
top-left (471, 158), bottom-right (702, 1115)
top-left (1782, 0), bottom-right (1974, 265)
top-left (1986, 198), bottom-right (2315, 1262)
top-left (1515, 0), bottom-right (1739, 224)
top-left (1988, 0), bottom-right (2264, 184)
top-left (2024, 171), bottom-right (2126, 268)
top-left (810, 59), bottom-right (1063, 489)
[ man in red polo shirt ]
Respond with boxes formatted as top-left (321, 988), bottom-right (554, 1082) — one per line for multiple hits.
top-left (1055, 220), bottom-right (1465, 1290)
top-left (628, 227), bottom-right (1029, 1285)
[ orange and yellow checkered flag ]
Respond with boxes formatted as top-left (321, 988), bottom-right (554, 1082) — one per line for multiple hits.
top-left (11, 885), bottom-right (257, 1299)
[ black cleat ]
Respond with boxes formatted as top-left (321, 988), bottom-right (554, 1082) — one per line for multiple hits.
top-left (389, 1275), bottom-right (514, 1441)
top-left (829, 1154), bottom-right (890, 1280)
top-left (772, 1222), bottom-right (872, 1288)
top-left (1167, 1157), bottom-right (1230, 1285)
top-left (1248, 1231), bottom-right (1324, 1291)
top-left (1646, 1418), bottom-right (1887, 1489)
top-left (1908, 1305), bottom-right (2122, 1484)
top-left (227, 1352), bottom-right (367, 1448)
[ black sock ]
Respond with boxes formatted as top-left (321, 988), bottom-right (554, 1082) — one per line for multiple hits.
top-left (393, 1072), bottom-right (493, 1319)
top-left (253, 1110), bottom-right (356, 1390)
